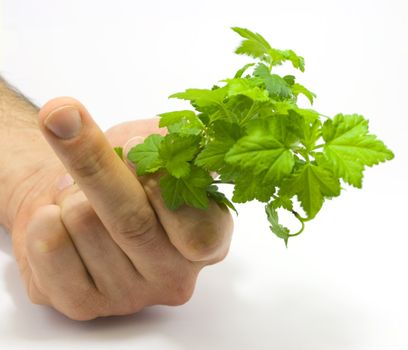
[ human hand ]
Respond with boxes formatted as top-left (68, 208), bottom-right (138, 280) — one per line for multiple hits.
top-left (10, 97), bottom-right (233, 320)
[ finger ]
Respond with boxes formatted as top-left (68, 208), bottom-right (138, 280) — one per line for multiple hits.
top-left (59, 190), bottom-right (141, 300)
top-left (55, 186), bottom-right (195, 294)
top-left (15, 253), bottom-right (49, 305)
top-left (104, 118), bottom-right (167, 147)
top-left (104, 119), bottom-right (167, 173)
top-left (38, 98), bottom-right (155, 236)
top-left (38, 97), bottom-right (168, 270)
top-left (25, 204), bottom-right (104, 320)
top-left (42, 100), bottom-right (193, 281)
top-left (11, 215), bottom-right (49, 306)
top-left (120, 134), bottom-right (234, 264)
top-left (141, 174), bottom-right (234, 264)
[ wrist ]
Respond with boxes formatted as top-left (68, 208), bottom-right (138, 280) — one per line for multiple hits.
top-left (0, 77), bottom-right (67, 232)
top-left (0, 128), bottom-right (62, 231)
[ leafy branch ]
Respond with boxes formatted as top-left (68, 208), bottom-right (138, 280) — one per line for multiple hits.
top-left (122, 27), bottom-right (394, 246)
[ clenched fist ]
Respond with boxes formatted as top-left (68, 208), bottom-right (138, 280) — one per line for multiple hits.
top-left (9, 97), bottom-right (233, 320)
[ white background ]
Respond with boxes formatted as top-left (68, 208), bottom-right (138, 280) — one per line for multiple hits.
top-left (1, 0), bottom-right (407, 349)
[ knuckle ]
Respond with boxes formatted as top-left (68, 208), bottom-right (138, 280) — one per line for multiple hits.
top-left (26, 229), bottom-right (69, 256)
top-left (161, 267), bottom-right (197, 306)
top-left (62, 287), bottom-right (144, 319)
top-left (59, 289), bottom-right (102, 321)
top-left (168, 284), bottom-right (194, 306)
top-left (180, 220), bottom-right (225, 262)
top-left (69, 145), bottom-right (110, 182)
top-left (113, 206), bottom-right (157, 245)
top-left (111, 289), bottom-right (146, 315)
top-left (61, 192), bottom-right (96, 231)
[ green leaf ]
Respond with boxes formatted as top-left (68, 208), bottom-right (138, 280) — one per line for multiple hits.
top-left (292, 83), bottom-right (316, 104)
top-left (232, 171), bottom-right (275, 203)
top-left (211, 120), bottom-right (244, 143)
top-left (302, 119), bottom-right (322, 151)
top-left (283, 75), bottom-right (296, 86)
top-left (225, 117), bottom-right (295, 184)
top-left (218, 163), bottom-right (241, 183)
top-left (293, 108), bottom-right (320, 124)
top-left (212, 119), bottom-right (244, 140)
top-left (195, 121), bottom-right (244, 170)
top-left (285, 110), bottom-right (322, 152)
top-left (286, 109), bottom-right (306, 139)
top-left (280, 163), bottom-right (341, 219)
top-left (223, 78), bottom-right (270, 102)
top-left (222, 94), bottom-right (257, 123)
top-left (159, 134), bottom-right (200, 178)
top-left (273, 103), bottom-right (319, 124)
top-left (271, 195), bottom-right (294, 211)
top-left (278, 49), bottom-right (305, 72)
top-left (159, 167), bottom-right (213, 210)
top-left (113, 146), bottom-right (124, 160)
top-left (231, 27), bottom-right (305, 72)
top-left (234, 63), bottom-right (255, 78)
top-left (254, 63), bottom-right (292, 99)
top-left (322, 114), bottom-right (394, 187)
top-left (195, 142), bottom-right (230, 170)
top-left (135, 26), bottom-right (395, 246)
top-left (265, 203), bottom-right (290, 247)
top-left (159, 110), bottom-right (195, 127)
top-left (170, 87), bottom-right (228, 109)
top-left (231, 27), bottom-right (272, 62)
top-left (158, 110), bottom-right (204, 135)
top-left (207, 184), bottom-right (238, 214)
top-left (127, 134), bottom-right (163, 176)
top-left (273, 101), bottom-right (298, 114)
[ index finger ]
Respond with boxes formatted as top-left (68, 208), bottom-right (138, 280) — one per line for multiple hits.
top-left (38, 97), bottom-right (157, 245)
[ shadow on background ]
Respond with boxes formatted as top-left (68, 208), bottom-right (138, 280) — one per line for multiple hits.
top-left (1, 226), bottom-right (370, 350)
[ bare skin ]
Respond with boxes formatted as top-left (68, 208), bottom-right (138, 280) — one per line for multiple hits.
top-left (0, 81), bottom-right (233, 321)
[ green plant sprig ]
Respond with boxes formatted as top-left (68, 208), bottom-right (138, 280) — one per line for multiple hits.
top-left (121, 27), bottom-right (394, 246)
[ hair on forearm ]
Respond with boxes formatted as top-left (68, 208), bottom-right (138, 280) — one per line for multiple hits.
top-left (0, 76), bottom-right (39, 109)
top-left (0, 75), bottom-right (40, 129)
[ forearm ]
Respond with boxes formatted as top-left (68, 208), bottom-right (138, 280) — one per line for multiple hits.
top-left (0, 77), bottom-right (57, 231)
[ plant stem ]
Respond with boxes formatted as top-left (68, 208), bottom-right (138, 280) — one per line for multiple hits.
top-left (319, 113), bottom-right (331, 119)
top-left (291, 210), bottom-right (312, 222)
top-left (288, 211), bottom-right (306, 237)
top-left (213, 179), bottom-right (235, 185)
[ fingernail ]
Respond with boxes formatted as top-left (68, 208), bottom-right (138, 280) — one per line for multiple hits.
top-left (124, 136), bottom-right (145, 157)
top-left (56, 173), bottom-right (74, 191)
top-left (123, 136), bottom-right (145, 169)
top-left (44, 106), bottom-right (82, 139)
